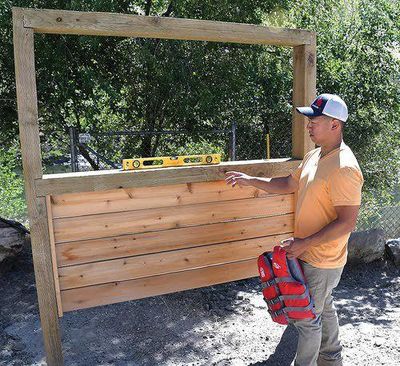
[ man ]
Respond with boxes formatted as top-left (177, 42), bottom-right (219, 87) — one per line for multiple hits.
top-left (225, 94), bottom-right (364, 366)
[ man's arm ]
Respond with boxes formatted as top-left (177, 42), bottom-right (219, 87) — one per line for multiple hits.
top-left (225, 171), bottom-right (298, 194)
top-left (283, 205), bottom-right (360, 259)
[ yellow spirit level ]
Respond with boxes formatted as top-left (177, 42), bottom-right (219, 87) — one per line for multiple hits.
top-left (122, 154), bottom-right (221, 170)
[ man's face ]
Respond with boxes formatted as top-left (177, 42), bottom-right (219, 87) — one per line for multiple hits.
top-left (306, 115), bottom-right (335, 145)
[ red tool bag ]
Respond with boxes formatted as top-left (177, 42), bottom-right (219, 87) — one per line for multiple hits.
top-left (257, 245), bottom-right (316, 325)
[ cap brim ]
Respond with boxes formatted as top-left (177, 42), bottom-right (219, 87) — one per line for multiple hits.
top-left (296, 106), bottom-right (323, 118)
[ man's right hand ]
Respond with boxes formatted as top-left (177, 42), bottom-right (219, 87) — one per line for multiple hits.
top-left (225, 171), bottom-right (254, 187)
top-left (225, 171), bottom-right (298, 194)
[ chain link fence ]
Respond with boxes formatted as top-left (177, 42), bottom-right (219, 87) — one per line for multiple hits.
top-left (68, 122), bottom-right (292, 171)
top-left (48, 126), bottom-right (400, 240)
top-left (356, 194), bottom-right (400, 240)
top-left (68, 125), bottom-right (236, 172)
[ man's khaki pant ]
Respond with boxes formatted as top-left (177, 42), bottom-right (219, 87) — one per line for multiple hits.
top-left (291, 261), bottom-right (344, 366)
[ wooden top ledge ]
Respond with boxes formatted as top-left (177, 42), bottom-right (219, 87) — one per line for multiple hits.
top-left (35, 158), bottom-right (301, 196)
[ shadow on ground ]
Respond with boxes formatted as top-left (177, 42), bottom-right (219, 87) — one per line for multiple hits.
top-left (0, 252), bottom-right (398, 366)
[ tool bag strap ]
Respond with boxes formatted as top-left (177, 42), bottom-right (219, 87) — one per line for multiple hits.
top-left (279, 288), bottom-right (310, 301)
top-left (261, 279), bottom-right (280, 296)
top-left (264, 296), bottom-right (283, 306)
top-left (268, 308), bottom-right (286, 317)
top-left (261, 277), bottom-right (297, 288)
top-left (283, 303), bottom-right (315, 314)
top-left (264, 288), bottom-right (310, 306)
top-left (275, 276), bottom-right (298, 284)
top-left (268, 303), bottom-right (314, 318)
top-left (261, 279), bottom-right (276, 288)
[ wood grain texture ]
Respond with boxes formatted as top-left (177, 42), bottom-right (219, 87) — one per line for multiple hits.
top-left (53, 194), bottom-right (294, 243)
top-left (21, 8), bottom-right (313, 47)
top-left (56, 214), bottom-right (293, 267)
top-left (61, 258), bottom-right (260, 312)
top-left (51, 181), bottom-right (272, 219)
top-left (45, 196), bottom-right (63, 317)
top-left (35, 159), bottom-right (302, 196)
top-left (58, 233), bottom-right (288, 290)
top-left (292, 35), bottom-right (317, 159)
top-left (12, 7), bottom-right (63, 365)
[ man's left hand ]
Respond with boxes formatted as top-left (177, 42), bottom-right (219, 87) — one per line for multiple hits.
top-left (281, 237), bottom-right (310, 260)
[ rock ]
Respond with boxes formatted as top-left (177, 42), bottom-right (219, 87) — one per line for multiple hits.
top-left (213, 310), bottom-right (224, 317)
top-left (243, 306), bottom-right (252, 313)
top-left (224, 305), bottom-right (234, 312)
top-left (385, 239), bottom-right (400, 266)
top-left (0, 349), bottom-right (12, 358)
top-left (347, 229), bottom-right (385, 264)
top-left (0, 218), bottom-right (29, 274)
top-left (374, 337), bottom-right (385, 347)
top-left (11, 341), bottom-right (25, 352)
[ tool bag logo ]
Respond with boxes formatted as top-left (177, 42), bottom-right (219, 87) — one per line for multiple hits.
top-left (273, 262), bottom-right (281, 270)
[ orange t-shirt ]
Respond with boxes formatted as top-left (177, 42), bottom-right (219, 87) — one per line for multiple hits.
top-left (290, 142), bottom-right (364, 268)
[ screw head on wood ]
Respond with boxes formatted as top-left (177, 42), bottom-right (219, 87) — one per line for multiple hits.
top-left (56, 17), bottom-right (62, 22)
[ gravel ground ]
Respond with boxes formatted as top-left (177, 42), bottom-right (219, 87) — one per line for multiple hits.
top-left (0, 249), bottom-right (399, 366)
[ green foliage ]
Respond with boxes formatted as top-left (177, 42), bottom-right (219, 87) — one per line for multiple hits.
top-left (285, 0), bottom-right (400, 204)
top-left (0, 145), bottom-right (27, 223)
top-left (169, 140), bottom-right (225, 158)
top-left (357, 188), bottom-right (400, 238)
top-left (0, 0), bottom-right (399, 225)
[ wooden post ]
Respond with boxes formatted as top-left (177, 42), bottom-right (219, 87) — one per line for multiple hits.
top-left (292, 33), bottom-right (317, 159)
top-left (12, 8), bottom-right (63, 366)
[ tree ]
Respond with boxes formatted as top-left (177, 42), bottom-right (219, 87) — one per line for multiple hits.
top-left (0, 0), bottom-right (399, 224)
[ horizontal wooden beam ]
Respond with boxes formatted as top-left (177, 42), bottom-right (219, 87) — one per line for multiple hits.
top-left (35, 159), bottom-right (301, 196)
top-left (61, 258), bottom-right (259, 312)
top-left (50, 181), bottom-right (274, 219)
top-left (58, 233), bottom-right (288, 290)
top-left (53, 194), bottom-right (293, 243)
top-left (19, 7), bottom-right (314, 47)
top-left (56, 214), bottom-right (293, 267)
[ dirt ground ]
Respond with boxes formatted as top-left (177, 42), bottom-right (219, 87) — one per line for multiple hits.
top-left (0, 249), bottom-right (399, 366)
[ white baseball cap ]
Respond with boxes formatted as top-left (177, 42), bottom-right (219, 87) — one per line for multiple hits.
top-left (296, 93), bottom-right (348, 122)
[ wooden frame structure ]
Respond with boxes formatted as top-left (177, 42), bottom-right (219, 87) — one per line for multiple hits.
top-left (12, 7), bottom-right (316, 365)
